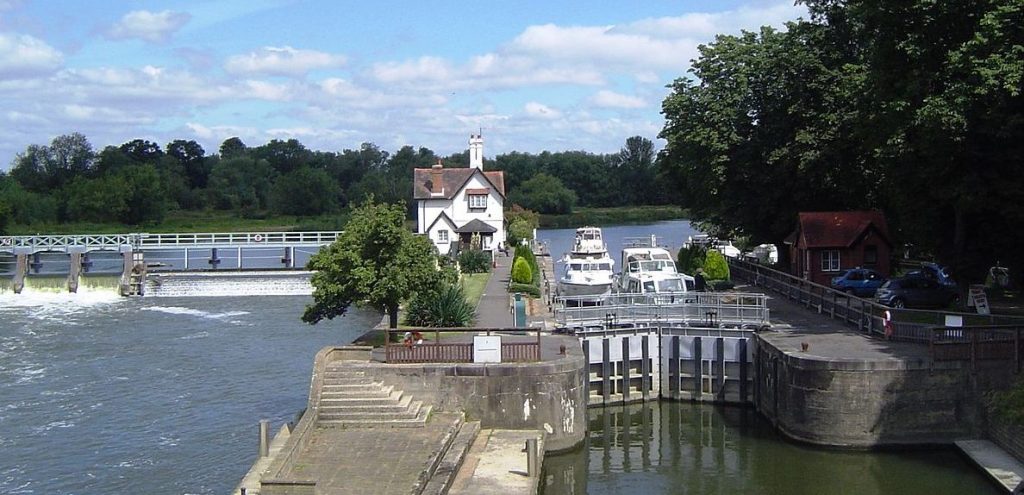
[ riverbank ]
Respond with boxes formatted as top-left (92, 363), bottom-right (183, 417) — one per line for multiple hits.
top-left (538, 205), bottom-right (687, 228)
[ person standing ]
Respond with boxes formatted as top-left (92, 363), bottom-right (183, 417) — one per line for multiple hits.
top-left (694, 268), bottom-right (707, 292)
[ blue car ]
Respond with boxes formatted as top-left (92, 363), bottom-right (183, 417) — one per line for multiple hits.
top-left (830, 268), bottom-right (886, 297)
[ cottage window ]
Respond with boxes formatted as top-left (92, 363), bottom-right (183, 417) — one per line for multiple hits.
top-left (468, 194), bottom-right (487, 209)
top-left (437, 229), bottom-right (449, 243)
top-left (821, 250), bottom-right (841, 272)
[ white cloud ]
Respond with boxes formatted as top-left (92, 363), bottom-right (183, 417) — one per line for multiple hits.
top-left (107, 10), bottom-right (191, 43)
top-left (372, 56), bottom-right (452, 83)
top-left (524, 102), bottom-right (562, 119)
top-left (225, 46), bottom-right (347, 77)
top-left (591, 90), bottom-right (647, 109)
top-left (0, 33), bottom-right (63, 79)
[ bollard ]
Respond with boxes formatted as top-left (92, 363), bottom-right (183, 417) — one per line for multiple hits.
top-left (526, 437), bottom-right (539, 477)
top-left (259, 420), bottom-right (270, 457)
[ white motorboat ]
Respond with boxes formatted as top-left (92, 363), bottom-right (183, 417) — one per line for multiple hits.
top-left (615, 238), bottom-right (694, 297)
top-left (556, 227), bottom-right (615, 300)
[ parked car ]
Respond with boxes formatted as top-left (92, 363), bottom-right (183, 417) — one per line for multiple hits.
top-left (830, 268), bottom-right (886, 297)
top-left (874, 275), bottom-right (960, 309)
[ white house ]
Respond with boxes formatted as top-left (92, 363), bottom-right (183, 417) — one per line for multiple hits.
top-left (414, 134), bottom-right (506, 256)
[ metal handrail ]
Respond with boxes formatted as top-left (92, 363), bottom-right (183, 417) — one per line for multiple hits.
top-left (553, 292), bottom-right (770, 330)
top-left (0, 231), bottom-right (343, 252)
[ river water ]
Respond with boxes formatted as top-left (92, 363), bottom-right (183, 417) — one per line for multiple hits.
top-left (0, 220), bottom-right (1000, 494)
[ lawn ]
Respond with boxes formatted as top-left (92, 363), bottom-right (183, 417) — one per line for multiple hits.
top-left (460, 272), bottom-right (490, 308)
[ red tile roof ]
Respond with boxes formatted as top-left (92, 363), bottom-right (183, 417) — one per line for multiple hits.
top-left (794, 211), bottom-right (891, 248)
top-left (412, 167), bottom-right (505, 200)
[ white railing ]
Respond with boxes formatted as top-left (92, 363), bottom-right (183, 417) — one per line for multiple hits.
top-left (0, 231), bottom-right (342, 252)
top-left (554, 292), bottom-right (770, 331)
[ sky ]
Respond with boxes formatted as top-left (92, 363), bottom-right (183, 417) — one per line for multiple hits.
top-left (0, 0), bottom-right (807, 169)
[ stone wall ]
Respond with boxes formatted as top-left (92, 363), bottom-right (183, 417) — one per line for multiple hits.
top-left (343, 336), bottom-right (587, 452)
top-left (753, 335), bottom-right (1015, 447)
top-left (990, 415), bottom-right (1024, 464)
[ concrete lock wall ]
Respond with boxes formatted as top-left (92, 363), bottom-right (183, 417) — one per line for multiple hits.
top-left (752, 335), bottom-right (1003, 447)
top-left (353, 336), bottom-right (587, 452)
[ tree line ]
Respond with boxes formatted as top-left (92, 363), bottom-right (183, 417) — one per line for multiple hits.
top-left (0, 133), bottom-right (669, 232)
top-left (658, 0), bottom-right (1024, 284)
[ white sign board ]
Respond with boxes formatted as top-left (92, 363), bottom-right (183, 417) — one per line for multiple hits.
top-left (944, 315), bottom-right (963, 327)
top-left (473, 335), bottom-right (502, 363)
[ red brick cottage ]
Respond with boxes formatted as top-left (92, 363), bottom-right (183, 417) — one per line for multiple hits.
top-left (784, 211), bottom-right (893, 286)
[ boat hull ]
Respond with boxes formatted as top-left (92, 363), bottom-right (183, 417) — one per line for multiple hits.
top-left (557, 281), bottom-right (612, 298)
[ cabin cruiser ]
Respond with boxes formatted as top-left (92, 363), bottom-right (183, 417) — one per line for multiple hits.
top-left (556, 227), bottom-right (616, 300)
top-left (614, 241), bottom-right (695, 297)
top-left (685, 234), bottom-right (741, 258)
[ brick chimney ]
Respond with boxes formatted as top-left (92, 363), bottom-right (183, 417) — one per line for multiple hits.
top-left (430, 160), bottom-right (444, 195)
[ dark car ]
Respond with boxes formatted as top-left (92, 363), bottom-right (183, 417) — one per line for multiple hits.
top-left (830, 268), bottom-right (886, 297)
top-left (874, 275), bottom-right (960, 309)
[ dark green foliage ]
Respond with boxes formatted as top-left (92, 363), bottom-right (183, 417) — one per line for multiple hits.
top-left (710, 280), bottom-right (735, 291)
top-left (404, 284), bottom-right (475, 327)
top-left (991, 379), bottom-right (1024, 425)
top-left (508, 283), bottom-right (541, 298)
top-left (677, 244), bottom-right (707, 275)
top-left (271, 167), bottom-right (340, 216)
top-left (507, 172), bottom-right (577, 214)
top-left (703, 250), bottom-right (731, 281)
top-left (207, 157), bottom-right (276, 211)
top-left (458, 249), bottom-right (492, 274)
top-left (511, 257), bottom-right (533, 284)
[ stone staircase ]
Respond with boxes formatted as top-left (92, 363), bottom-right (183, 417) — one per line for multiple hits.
top-left (317, 365), bottom-right (431, 427)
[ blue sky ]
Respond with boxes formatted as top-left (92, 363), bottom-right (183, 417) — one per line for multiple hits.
top-left (0, 1), bottom-right (806, 168)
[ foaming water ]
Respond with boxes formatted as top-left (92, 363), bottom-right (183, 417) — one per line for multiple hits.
top-left (0, 294), bottom-right (378, 494)
top-left (146, 271), bottom-right (313, 297)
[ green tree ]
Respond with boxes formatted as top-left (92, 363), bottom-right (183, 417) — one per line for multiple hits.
top-left (303, 200), bottom-right (441, 329)
top-left (677, 244), bottom-right (707, 275)
top-left (207, 157), bottom-right (275, 213)
top-left (271, 166), bottom-right (340, 216)
top-left (166, 139), bottom-right (210, 189)
top-left (508, 172), bottom-right (577, 214)
top-left (219, 137), bottom-right (248, 159)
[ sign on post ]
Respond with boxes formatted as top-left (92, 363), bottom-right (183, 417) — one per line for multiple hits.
top-left (473, 335), bottom-right (502, 363)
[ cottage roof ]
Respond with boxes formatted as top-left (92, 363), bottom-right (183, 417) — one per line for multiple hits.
top-left (792, 211), bottom-right (892, 248)
top-left (412, 166), bottom-right (505, 200)
top-left (455, 219), bottom-right (497, 234)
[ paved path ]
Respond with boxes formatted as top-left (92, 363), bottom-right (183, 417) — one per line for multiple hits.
top-left (449, 429), bottom-right (543, 495)
top-left (475, 252), bottom-right (515, 327)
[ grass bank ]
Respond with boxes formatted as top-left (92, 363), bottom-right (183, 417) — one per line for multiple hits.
top-left (539, 205), bottom-right (688, 228)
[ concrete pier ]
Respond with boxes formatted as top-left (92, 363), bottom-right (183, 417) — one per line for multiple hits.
top-left (956, 439), bottom-right (1024, 493)
top-left (67, 252), bottom-right (82, 293)
top-left (12, 254), bottom-right (26, 294)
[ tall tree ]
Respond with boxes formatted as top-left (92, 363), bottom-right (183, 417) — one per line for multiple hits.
top-left (303, 200), bottom-right (441, 329)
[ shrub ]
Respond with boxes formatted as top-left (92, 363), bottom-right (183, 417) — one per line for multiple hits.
top-left (677, 244), bottom-right (707, 275)
top-left (511, 257), bottom-right (533, 284)
top-left (992, 379), bottom-right (1024, 425)
top-left (508, 283), bottom-right (541, 298)
top-left (513, 244), bottom-right (540, 284)
top-left (458, 249), bottom-right (492, 274)
top-left (703, 250), bottom-right (731, 281)
top-left (404, 284), bottom-right (475, 327)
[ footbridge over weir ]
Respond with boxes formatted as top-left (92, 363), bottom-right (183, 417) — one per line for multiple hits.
top-left (0, 231), bottom-right (341, 295)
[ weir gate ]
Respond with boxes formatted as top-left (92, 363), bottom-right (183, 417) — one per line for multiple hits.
top-left (0, 231), bottom-right (341, 295)
top-left (553, 292), bottom-right (770, 407)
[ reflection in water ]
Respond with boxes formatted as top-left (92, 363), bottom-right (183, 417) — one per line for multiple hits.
top-left (542, 402), bottom-right (999, 495)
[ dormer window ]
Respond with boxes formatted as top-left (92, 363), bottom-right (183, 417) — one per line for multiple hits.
top-left (468, 193), bottom-right (488, 210)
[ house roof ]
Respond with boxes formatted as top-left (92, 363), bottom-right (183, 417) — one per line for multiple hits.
top-left (792, 211), bottom-right (892, 248)
top-left (425, 211), bottom-right (457, 233)
top-left (412, 166), bottom-right (505, 200)
top-left (455, 219), bottom-right (497, 234)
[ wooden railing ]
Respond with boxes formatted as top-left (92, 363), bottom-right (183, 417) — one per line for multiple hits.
top-left (383, 327), bottom-right (542, 364)
top-left (930, 325), bottom-right (1023, 372)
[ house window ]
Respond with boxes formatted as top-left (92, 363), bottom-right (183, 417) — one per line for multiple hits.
top-left (437, 230), bottom-right (449, 243)
top-left (821, 250), bottom-right (841, 272)
top-left (468, 194), bottom-right (487, 209)
top-left (864, 245), bottom-right (878, 266)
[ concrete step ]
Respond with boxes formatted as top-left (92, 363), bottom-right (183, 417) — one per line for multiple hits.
top-left (320, 380), bottom-right (385, 390)
top-left (319, 404), bottom-right (433, 428)
top-left (318, 390), bottom-right (405, 407)
top-left (318, 400), bottom-right (423, 421)
top-left (320, 384), bottom-right (393, 397)
top-left (319, 395), bottom-right (413, 413)
top-left (421, 420), bottom-right (481, 495)
top-left (320, 374), bottom-right (372, 384)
